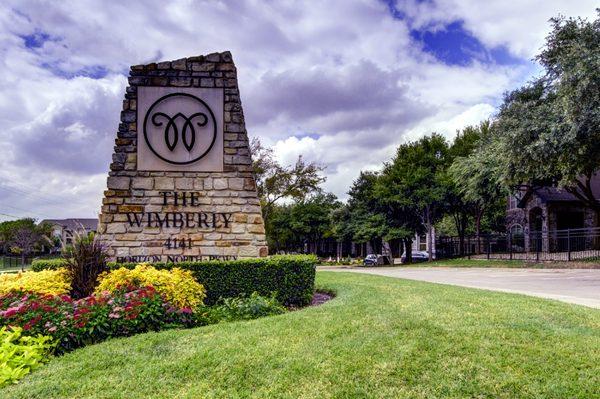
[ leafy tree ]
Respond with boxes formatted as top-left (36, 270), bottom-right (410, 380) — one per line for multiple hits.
top-left (447, 121), bottom-right (509, 251)
top-left (265, 205), bottom-right (297, 253)
top-left (443, 123), bottom-right (488, 252)
top-left (250, 138), bottom-right (325, 220)
top-left (492, 12), bottom-right (600, 211)
top-left (267, 193), bottom-right (340, 255)
top-left (343, 172), bottom-right (387, 253)
top-left (290, 193), bottom-right (340, 254)
top-left (377, 134), bottom-right (450, 261)
top-left (0, 219), bottom-right (52, 265)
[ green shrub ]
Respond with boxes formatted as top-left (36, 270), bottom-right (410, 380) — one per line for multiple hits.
top-left (110, 255), bottom-right (317, 306)
top-left (0, 326), bottom-right (54, 387)
top-left (31, 255), bottom-right (317, 306)
top-left (209, 292), bottom-right (286, 322)
top-left (31, 258), bottom-right (67, 272)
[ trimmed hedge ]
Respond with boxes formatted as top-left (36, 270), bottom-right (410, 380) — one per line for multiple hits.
top-left (30, 255), bottom-right (317, 306)
top-left (31, 258), bottom-right (67, 271)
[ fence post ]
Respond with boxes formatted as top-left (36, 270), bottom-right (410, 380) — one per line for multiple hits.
top-left (509, 232), bottom-right (512, 260)
top-left (487, 234), bottom-right (491, 260)
top-left (536, 232), bottom-right (540, 262)
top-left (467, 237), bottom-right (471, 259)
top-left (567, 229), bottom-right (571, 262)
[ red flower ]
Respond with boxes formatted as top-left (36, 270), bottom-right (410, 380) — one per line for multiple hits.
top-left (23, 315), bottom-right (42, 330)
top-left (2, 307), bottom-right (19, 318)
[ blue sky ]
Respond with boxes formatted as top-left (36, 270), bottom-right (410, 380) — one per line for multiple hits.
top-left (0, 0), bottom-right (596, 221)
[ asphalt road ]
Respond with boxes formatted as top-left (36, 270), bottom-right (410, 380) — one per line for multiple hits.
top-left (319, 266), bottom-right (600, 308)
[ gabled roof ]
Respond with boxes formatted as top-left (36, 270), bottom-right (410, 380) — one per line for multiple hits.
top-left (40, 218), bottom-right (98, 231)
top-left (517, 174), bottom-right (600, 207)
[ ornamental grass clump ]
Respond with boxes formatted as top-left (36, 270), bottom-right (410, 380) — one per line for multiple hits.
top-left (62, 232), bottom-right (108, 299)
top-left (0, 269), bottom-right (70, 296)
top-left (95, 264), bottom-right (206, 309)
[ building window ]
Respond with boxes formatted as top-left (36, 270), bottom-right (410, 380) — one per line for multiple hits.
top-left (508, 195), bottom-right (517, 209)
top-left (510, 224), bottom-right (523, 236)
top-left (419, 235), bottom-right (427, 251)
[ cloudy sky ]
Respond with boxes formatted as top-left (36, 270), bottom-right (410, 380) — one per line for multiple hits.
top-left (0, 0), bottom-right (596, 222)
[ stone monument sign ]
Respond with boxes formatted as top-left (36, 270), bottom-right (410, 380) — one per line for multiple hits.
top-left (98, 51), bottom-right (268, 263)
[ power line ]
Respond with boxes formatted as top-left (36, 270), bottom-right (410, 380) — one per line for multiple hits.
top-left (0, 212), bottom-right (20, 220)
top-left (0, 203), bottom-right (52, 220)
top-left (0, 178), bottom-right (99, 207)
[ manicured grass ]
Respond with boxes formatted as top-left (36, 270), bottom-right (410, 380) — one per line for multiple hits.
top-left (423, 258), bottom-right (600, 268)
top-left (425, 258), bottom-right (530, 267)
top-left (4, 272), bottom-right (599, 398)
top-left (320, 257), bottom-right (600, 268)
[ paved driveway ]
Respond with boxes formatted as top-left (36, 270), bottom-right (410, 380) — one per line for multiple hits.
top-left (319, 266), bottom-right (600, 308)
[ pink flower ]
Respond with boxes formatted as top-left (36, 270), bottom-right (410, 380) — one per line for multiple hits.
top-left (2, 307), bottom-right (19, 318)
top-left (48, 326), bottom-right (57, 332)
top-left (109, 312), bottom-right (121, 319)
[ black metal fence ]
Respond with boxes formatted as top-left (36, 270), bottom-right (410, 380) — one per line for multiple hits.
top-left (436, 227), bottom-right (600, 262)
top-left (0, 255), bottom-right (35, 271)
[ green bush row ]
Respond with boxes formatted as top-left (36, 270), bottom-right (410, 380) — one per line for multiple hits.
top-left (31, 255), bottom-right (317, 306)
top-left (31, 258), bottom-right (66, 271)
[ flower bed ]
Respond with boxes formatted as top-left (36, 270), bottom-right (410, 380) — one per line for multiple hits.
top-left (0, 269), bottom-right (70, 296)
top-left (0, 287), bottom-right (201, 354)
top-left (32, 255), bottom-right (318, 306)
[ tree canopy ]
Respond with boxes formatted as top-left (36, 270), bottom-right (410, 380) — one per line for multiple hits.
top-left (490, 12), bottom-right (600, 208)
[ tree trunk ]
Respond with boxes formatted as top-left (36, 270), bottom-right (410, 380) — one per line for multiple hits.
top-left (403, 238), bottom-right (413, 263)
top-left (426, 207), bottom-right (433, 261)
top-left (475, 208), bottom-right (483, 254)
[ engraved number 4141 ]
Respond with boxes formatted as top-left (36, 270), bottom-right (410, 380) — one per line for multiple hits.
top-left (164, 237), bottom-right (193, 249)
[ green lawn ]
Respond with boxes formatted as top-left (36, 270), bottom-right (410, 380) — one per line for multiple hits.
top-left (323, 258), bottom-right (600, 268)
top-left (425, 258), bottom-right (532, 267)
top-left (3, 272), bottom-right (599, 398)
top-left (420, 258), bottom-right (600, 268)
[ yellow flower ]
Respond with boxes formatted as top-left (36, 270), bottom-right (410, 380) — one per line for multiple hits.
top-left (95, 264), bottom-right (206, 309)
top-left (0, 269), bottom-right (71, 296)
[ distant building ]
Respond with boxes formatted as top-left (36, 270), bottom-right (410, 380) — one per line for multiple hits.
top-left (506, 178), bottom-right (600, 252)
top-left (412, 227), bottom-right (436, 258)
top-left (40, 218), bottom-right (99, 246)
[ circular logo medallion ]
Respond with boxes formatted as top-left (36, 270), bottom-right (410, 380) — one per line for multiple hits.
top-left (143, 93), bottom-right (217, 165)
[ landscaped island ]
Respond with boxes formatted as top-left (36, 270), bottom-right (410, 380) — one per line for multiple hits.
top-left (2, 272), bottom-right (598, 398)
top-left (0, 250), bottom-right (317, 388)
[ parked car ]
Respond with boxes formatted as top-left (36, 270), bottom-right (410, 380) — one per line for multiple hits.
top-left (400, 251), bottom-right (429, 263)
top-left (363, 254), bottom-right (392, 266)
top-left (363, 254), bottom-right (378, 266)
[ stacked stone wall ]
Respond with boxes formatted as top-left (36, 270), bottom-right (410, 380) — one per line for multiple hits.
top-left (98, 51), bottom-right (268, 261)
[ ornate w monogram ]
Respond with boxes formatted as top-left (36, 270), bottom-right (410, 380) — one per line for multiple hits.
top-left (151, 112), bottom-right (208, 152)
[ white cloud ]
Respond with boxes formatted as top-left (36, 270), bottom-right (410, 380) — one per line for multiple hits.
top-left (398, 0), bottom-right (598, 58)
top-left (0, 0), bottom-right (594, 220)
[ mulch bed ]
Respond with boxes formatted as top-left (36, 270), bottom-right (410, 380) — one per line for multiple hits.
top-left (310, 291), bottom-right (334, 306)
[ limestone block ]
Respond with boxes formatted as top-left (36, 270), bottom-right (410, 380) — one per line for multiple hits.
top-left (107, 177), bottom-right (130, 190)
top-left (106, 224), bottom-right (126, 234)
top-left (228, 178), bottom-right (244, 190)
top-left (132, 177), bottom-right (154, 190)
top-left (155, 177), bottom-right (175, 190)
top-left (237, 246), bottom-right (260, 257)
top-left (175, 178), bottom-right (195, 190)
top-left (247, 224), bottom-right (265, 234)
top-left (213, 178), bottom-right (228, 190)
